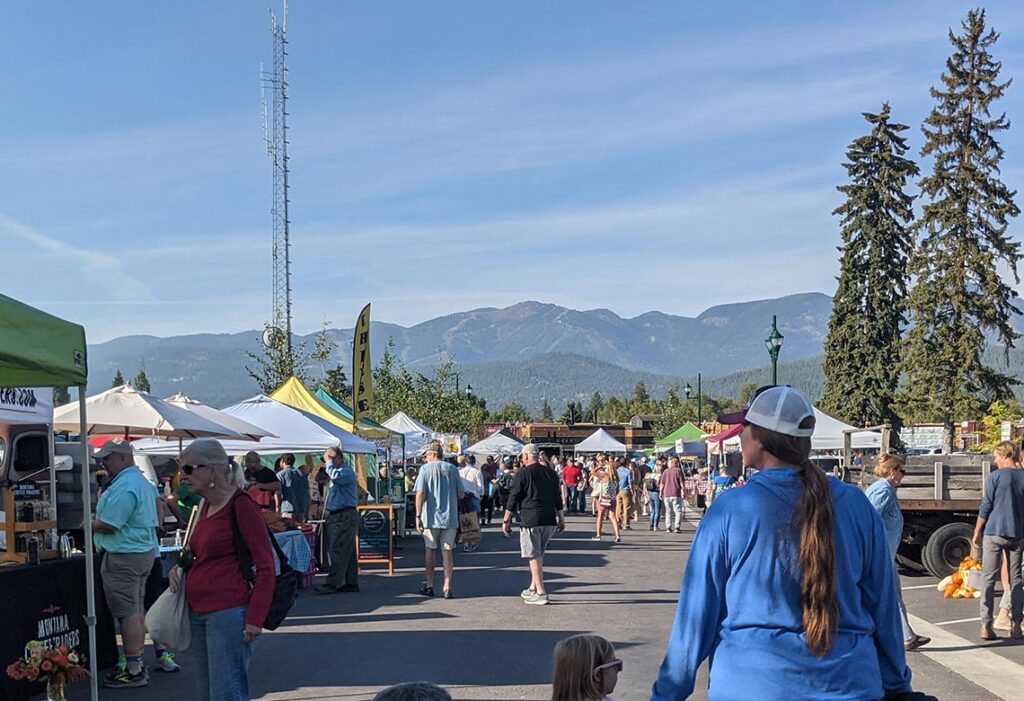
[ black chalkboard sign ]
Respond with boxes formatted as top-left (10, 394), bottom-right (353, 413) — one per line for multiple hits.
top-left (356, 506), bottom-right (393, 574)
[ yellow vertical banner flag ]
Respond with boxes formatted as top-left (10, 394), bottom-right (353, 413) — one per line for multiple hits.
top-left (352, 303), bottom-right (374, 425)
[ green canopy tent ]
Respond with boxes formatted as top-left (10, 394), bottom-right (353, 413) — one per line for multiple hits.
top-left (0, 294), bottom-right (97, 701)
top-left (655, 421), bottom-right (706, 451)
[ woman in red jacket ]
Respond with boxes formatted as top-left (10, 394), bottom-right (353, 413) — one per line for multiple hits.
top-left (170, 439), bottom-right (276, 701)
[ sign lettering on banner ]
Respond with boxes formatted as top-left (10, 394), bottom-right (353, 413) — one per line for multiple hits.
top-left (352, 303), bottom-right (375, 425)
top-left (0, 387), bottom-right (54, 425)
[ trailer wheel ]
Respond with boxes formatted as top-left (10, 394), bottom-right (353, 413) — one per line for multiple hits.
top-left (923, 522), bottom-right (974, 578)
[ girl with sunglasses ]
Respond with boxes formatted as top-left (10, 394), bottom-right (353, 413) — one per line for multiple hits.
top-left (552, 634), bottom-right (620, 701)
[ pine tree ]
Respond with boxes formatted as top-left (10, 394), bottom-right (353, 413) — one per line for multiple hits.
top-left (820, 104), bottom-right (918, 444)
top-left (134, 368), bottom-right (152, 393)
top-left (539, 399), bottom-right (554, 422)
top-left (585, 392), bottom-right (604, 423)
top-left (53, 387), bottom-right (70, 406)
top-left (899, 10), bottom-right (1021, 452)
top-left (111, 370), bottom-right (125, 388)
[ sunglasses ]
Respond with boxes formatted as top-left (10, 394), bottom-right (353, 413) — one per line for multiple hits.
top-left (594, 659), bottom-right (623, 674)
top-left (180, 463), bottom-right (212, 475)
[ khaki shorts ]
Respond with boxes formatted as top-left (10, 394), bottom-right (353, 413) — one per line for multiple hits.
top-left (422, 527), bottom-right (457, 551)
top-left (101, 550), bottom-right (157, 618)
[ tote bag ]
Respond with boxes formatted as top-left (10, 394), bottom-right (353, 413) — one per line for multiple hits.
top-left (144, 501), bottom-right (203, 650)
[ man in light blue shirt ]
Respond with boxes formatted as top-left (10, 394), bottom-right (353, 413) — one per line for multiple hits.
top-left (317, 446), bottom-right (361, 595)
top-left (414, 442), bottom-right (464, 598)
top-left (92, 438), bottom-right (158, 688)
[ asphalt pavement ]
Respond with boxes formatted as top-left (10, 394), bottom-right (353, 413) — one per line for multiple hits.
top-left (70, 510), bottom-right (1024, 700)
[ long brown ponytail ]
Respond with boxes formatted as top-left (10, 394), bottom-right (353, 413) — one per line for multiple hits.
top-left (750, 424), bottom-right (838, 657)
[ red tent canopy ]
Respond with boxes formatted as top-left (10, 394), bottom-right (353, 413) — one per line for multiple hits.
top-left (706, 423), bottom-right (743, 445)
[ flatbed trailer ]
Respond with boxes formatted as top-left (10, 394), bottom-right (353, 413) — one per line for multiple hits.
top-left (845, 454), bottom-right (990, 578)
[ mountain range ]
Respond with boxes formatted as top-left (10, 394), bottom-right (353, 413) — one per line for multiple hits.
top-left (87, 291), bottom-right (1024, 413)
top-left (86, 293), bottom-right (835, 409)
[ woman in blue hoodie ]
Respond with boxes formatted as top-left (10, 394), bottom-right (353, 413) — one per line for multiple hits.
top-left (651, 386), bottom-right (914, 701)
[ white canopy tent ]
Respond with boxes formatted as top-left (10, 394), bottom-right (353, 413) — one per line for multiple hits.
top-left (134, 395), bottom-right (376, 456)
top-left (574, 428), bottom-right (627, 454)
top-left (465, 428), bottom-right (525, 456)
top-left (163, 393), bottom-right (275, 441)
top-left (812, 408), bottom-right (883, 451)
top-left (382, 411), bottom-right (440, 457)
top-left (53, 385), bottom-right (247, 439)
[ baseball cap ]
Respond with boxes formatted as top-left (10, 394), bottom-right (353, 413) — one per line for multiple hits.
top-left (521, 443), bottom-right (540, 455)
top-left (717, 385), bottom-right (816, 438)
top-left (93, 438), bottom-right (134, 458)
top-left (180, 438), bottom-right (230, 467)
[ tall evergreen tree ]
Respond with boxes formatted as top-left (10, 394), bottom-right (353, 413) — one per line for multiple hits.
top-left (134, 368), bottom-right (152, 393)
top-left (899, 10), bottom-right (1021, 452)
top-left (53, 387), bottom-right (70, 406)
top-left (538, 399), bottom-right (554, 422)
top-left (111, 370), bottom-right (125, 388)
top-left (585, 392), bottom-right (604, 422)
top-left (820, 104), bottom-right (918, 444)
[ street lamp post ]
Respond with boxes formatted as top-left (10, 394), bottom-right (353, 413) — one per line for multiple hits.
top-left (765, 315), bottom-right (784, 385)
top-left (684, 375), bottom-right (703, 425)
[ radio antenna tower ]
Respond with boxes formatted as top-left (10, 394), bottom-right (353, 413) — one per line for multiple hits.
top-left (261, 0), bottom-right (292, 354)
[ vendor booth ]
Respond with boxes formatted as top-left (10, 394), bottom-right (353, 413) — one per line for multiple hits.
top-left (574, 428), bottom-right (627, 454)
top-left (0, 293), bottom-right (111, 701)
top-left (382, 411), bottom-right (440, 458)
top-left (655, 421), bottom-right (706, 452)
top-left (810, 408), bottom-right (883, 451)
top-left (465, 427), bottom-right (525, 456)
top-left (272, 377), bottom-right (390, 439)
top-left (133, 394), bottom-right (376, 457)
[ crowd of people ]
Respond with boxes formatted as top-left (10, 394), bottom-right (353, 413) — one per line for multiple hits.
top-left (85, 383), bottom-right (1024, 700)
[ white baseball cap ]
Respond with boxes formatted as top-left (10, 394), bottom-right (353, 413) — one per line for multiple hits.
top-left (718, 385), bottom-right (816, 438)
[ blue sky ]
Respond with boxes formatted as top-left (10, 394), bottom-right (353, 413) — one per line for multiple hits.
top-left (3, 1), bottom-right (1023, 342)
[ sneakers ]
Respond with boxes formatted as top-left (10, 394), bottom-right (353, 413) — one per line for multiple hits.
top-left (116, 654), bottom-right (126, 672)
top-left (615, 536), bottom-right (621, 543)
top-left (418, 583), bottom-right (435, 597)
top-left (464, 543), bottom-right (478, 553)
top-left (103, 667), bottom-right (148, 688)
top-left (904, 635), bottom-right (930, 651)
top-left (521, 587), bottom-right (536, 599)
top-left (156, 651), bottom-right (180, 673)
top-left (591, 536), bottom-right (602, 541)
top-left (523, 591), bottom-right (549, 605)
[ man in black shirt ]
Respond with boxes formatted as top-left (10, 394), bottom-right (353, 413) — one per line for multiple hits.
top-left (503, 443), bottom-right (564, 605)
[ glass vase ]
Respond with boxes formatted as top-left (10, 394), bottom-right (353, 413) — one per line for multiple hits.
top-left (46, 679), bottom-right (67, 701)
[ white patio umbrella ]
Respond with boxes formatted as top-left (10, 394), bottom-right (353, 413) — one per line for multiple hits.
top-left (52, 385), bottom-right (247, 439)
top-left (164, 392), bottom-right (276, 441)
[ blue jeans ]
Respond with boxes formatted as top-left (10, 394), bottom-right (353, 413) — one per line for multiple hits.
top-left (565, 486), bottom-right (579, 513)
top-left (649, 492), bottom-right (662, 528)
top-left (464, 494), bottom-right (481, 514)
top-left (190, 606), bottom-right (253, 701)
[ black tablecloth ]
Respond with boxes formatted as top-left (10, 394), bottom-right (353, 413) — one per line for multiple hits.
top-left (0, 556), bottom-right (118, 701)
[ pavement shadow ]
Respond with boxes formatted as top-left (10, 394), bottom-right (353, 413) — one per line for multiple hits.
top-left (253, 628), bottom-right (584, 692)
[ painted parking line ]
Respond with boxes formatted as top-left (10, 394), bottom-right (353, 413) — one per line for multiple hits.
top-left (908, 613), bottom-right (1024, 701)
top-left (902, 584), bottom-right (939, 590)
top-left (934, 617), bottom-right (980, 626)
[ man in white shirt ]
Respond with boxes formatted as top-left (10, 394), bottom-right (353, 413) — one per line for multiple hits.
top-left (457, 455), bottom-right (484, 552)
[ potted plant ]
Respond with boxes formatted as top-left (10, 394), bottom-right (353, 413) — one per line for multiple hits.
top-left (6, 641), bottom-right (89, 701)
